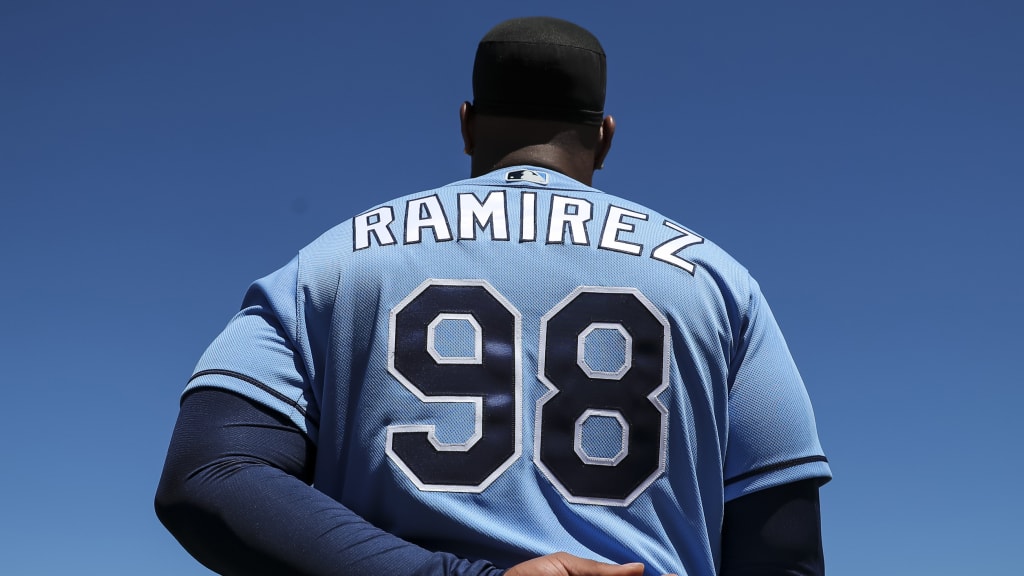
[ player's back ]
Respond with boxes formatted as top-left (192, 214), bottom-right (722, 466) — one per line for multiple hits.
top-left (195, 166), bottom-right (829, 576)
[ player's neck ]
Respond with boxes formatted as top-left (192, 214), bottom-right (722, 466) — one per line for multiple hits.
top-left (470, 144), bottom-right (595, 185)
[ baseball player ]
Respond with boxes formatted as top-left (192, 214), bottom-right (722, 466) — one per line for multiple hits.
top-left (156, 16), bottom-right (830, 576)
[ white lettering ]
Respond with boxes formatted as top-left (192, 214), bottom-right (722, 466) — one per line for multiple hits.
top-left (547, 196), bottom-right (593, 245)
top-left (406, 195), bottom-right (453, 244)
top-left (650, 221), bottom-right (704, 275)
top-left (599, 206), bottom-right (647, 255)
top-left (355, 194), bottom-right (700, 276)
top-left (354, 206), bottom-right (396, 250)
top-left (521, 192), bottom-right (537, 242)
top-left (459, 191), bottom-right (509, 241)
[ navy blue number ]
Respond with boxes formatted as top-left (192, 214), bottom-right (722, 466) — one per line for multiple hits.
top-left (388, 283), bottom-right (519, 490)
top-left (389, 283), bottom-right (666, 504)
top-left (537, 289), bottom-right (667, 504)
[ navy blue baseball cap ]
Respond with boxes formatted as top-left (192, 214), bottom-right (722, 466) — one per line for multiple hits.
top-left (472, 17), bottom-right (606, 126)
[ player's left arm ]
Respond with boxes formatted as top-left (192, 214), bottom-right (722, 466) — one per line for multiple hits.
top-left (155, 389), bottom-right (659, 576)
top-left (155, 388), bottom-right (504, 576)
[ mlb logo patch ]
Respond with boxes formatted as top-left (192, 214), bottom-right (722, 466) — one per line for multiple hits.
top-left (505, 169), bottom-right (549, 185)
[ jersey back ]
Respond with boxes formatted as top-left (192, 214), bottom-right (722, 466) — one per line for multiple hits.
top-left (187, 167), bottom-right (830, 576)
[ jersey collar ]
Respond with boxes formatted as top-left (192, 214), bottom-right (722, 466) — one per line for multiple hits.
top-left (453, 165), bottom-right (603, 193)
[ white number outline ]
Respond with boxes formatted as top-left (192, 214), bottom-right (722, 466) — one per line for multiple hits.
top-left (386, 282), bottom-right (669, 505)
top-left (535, 286), bottom-right (670, 507)
top-left (385, 279), bottom-right (523, 493)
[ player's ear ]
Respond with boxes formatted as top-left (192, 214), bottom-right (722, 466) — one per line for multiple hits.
top-left (460, 101), bottom-right (475, 156)
top-left (594, 114), bottom-right (615, 170)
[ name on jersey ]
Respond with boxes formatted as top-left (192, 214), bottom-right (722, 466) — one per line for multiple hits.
top-left (352, 190), bottom-right (704, 274)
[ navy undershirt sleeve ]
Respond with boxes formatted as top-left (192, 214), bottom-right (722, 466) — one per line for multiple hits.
top-left (720, 479), bottom-right (825, 576)
top-left (154, 388), bottom-right (504, 576)
top-left (156, 389), bottom-right (823, 576)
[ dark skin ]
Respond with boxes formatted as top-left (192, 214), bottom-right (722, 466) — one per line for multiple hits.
top-left (459, 102), bottom-right (615, 185)
top-left (506, 554), bottom-right (646, 576)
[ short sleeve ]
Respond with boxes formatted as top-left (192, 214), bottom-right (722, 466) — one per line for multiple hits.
top-left (723, 279), bottom-right (830, 502)
top-left (184, 256), bottom-right (320, 439)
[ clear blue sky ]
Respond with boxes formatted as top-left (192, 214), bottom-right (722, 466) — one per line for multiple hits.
top-left (2, 1), bottom-right (1021, 574)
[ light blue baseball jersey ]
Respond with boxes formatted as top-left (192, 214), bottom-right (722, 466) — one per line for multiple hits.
top-left (186, 166), bottom-right (831, 576)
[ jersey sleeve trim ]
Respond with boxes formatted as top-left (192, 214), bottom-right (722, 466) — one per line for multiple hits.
top-left (187, 368), bottom-right (311, 421)
top-left (724, 455), bottom-right (829, 487)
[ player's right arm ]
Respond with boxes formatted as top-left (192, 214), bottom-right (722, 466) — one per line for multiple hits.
top-left (717, 276), bottom-right (830, 576)
top-left (719, 479), bottom-right (824, 576)
top-left (154, 388), bottom-right (653, 576)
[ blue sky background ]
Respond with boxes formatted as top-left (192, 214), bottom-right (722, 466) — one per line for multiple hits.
top-left (2, 1), bottom-right (1021, 574)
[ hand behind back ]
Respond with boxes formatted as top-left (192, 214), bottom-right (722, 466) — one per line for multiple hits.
top-left (505, 552), bottom-right (676, 576)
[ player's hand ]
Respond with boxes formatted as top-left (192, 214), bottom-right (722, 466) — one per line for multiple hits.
top-left (505, 552), bottom-right (647, 576)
